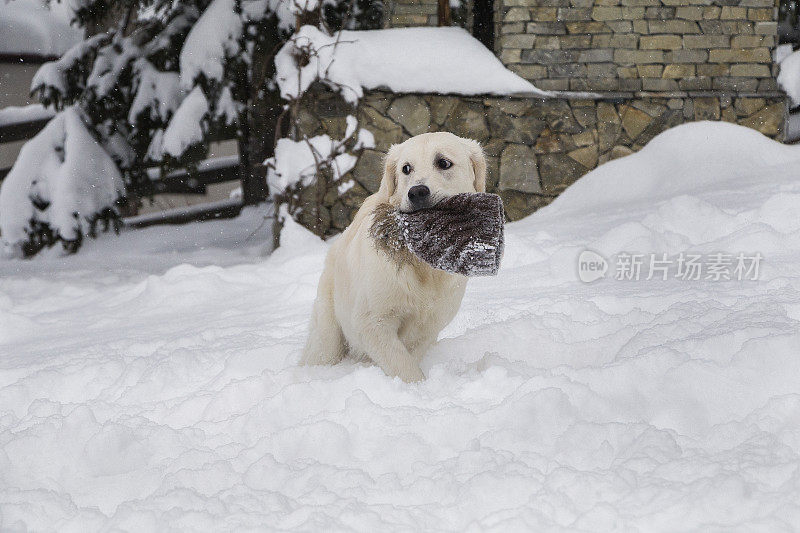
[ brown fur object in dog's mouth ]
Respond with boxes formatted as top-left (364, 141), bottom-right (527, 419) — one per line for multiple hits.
top-left (370, 193), bottom-right (505, 276)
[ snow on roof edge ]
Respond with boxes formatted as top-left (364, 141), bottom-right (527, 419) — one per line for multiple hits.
top-left (276, 26), bottom-right (547, 104)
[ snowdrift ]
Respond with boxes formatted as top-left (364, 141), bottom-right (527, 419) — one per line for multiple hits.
top-left (3, 122), bottom-right (800, 530)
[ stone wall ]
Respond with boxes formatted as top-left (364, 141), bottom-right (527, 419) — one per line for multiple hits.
top-left (496, 0), bottom-right (780, 93)
top-left (293, 86), bottom-right (786, 236)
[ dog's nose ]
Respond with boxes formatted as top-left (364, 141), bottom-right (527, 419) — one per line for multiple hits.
top-left (408, 185), bottom-right (430, 207)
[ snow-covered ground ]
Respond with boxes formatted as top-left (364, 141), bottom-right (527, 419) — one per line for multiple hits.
top-left (3, 122), bottom-right (800, 530)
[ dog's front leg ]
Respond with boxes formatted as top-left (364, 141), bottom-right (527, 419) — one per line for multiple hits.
top-left (357, 317), bottom-right (425, 382)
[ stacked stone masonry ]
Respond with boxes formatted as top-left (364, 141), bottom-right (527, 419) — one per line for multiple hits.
top-left (497, 0), bottom-right (780, 92)
top-left (386, 0), bottom-right (442, 26)
top-left (294, 87), bottom-right (785, 237)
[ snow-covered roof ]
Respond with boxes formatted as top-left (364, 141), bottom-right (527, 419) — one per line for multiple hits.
top-left (0, 0), bottom-right (84, 58)
top-left (276, 26), bottom-right (546, 104)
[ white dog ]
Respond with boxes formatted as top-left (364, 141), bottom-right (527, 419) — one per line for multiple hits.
top-left (300, 132), bottom-right (487, 382)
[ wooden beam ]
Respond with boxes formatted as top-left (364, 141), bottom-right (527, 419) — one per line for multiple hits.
top-left (123, 200), bottom-right (244, 229)
top-left (134, 177), bottom-right (208, 195)
top-left (438, 0), bottom-right (452, 26)
top-left (0, 53), bottom-right (60, 64)
top-left (0, 118), bottom-right (50, 143)
top-left (134, 158), bottom-right (243, 196)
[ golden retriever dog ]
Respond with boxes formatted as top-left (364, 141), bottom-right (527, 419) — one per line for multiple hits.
top-left (300, 132), bottom-right (487, 382)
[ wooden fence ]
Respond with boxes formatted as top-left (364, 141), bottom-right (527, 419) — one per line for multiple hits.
top-left (0, 108), bottom-right (254, 227)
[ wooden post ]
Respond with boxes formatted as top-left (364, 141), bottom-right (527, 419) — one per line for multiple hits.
top-left (438, 0), bottom-right (452, 26)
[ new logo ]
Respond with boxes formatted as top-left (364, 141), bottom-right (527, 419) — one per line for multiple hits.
top-left (578, 250), bottom-right (608, 283)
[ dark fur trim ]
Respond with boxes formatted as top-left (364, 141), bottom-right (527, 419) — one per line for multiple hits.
top-left (369, 193), bottom-right (505, 276)
top-left (369, 203), bottom-right (416, 267)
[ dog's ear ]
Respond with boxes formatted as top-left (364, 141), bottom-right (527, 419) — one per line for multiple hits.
top-left (464, 139), bottom-right (487, 193)
top-left (379, 144), bottom-right (400, 198)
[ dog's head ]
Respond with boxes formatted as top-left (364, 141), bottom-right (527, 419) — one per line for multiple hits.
top-left (378, 132), bottom-right (486, 213)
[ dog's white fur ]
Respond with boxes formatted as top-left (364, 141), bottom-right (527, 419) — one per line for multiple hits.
top-left (300, 132), bottom-right (487, 381)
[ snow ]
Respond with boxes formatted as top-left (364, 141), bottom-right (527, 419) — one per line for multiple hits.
top-left (0, 106), bottom-right (124, 250)
top-left (780, 48), bottom-right (800, 140)
top-left (86, 36), bottom-right (141, 99)
top-left (214, 85), bottom-right (240, 125)
top-left (337, 179), bottom-right (355, 194)
top-left (128, 59), bottom-right (183, 124)
top-left (31, 34), bottom-right (109, 95)
top-left (178, 0), bottom-right (299, 90)
top-left (778, 48), bottom-right (800, 107)
top-left (0, 104), bottom-right (55, 127)
top-left (267, 135), bottom-right (341, 191)
top-left (179, 0), bottom-right (243, 88)
top-left (159, 87), bottom-right (209, 158)
top-left (552, 120), bottom-right (800, 213)
top-left (275, 26), bottom-right (546, 104)
top-left (775, 43), bottom-right (794, 65)
top-left (0, 0), bottom-right (83, 57)
top-left (266, 117), bottom-right (375, 193)
top-left (242, 0), bottom-right (295, 30)
top-left (4, 122), bottom-right (800, 529)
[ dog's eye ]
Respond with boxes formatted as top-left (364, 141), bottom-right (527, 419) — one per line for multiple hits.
top-left (436, 158), bottom-right (452, 170)
top-left (402, 163), bottom-right (412, 175)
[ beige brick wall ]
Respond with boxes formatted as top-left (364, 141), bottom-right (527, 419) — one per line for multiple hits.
top-left (385, 0), bottom-right (441, 27)
top-left (495, 0), bottom-right (780, 94)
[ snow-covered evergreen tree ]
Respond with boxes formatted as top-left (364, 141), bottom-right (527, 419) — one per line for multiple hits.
top-left (1, 0), bottom-right (380, 256)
